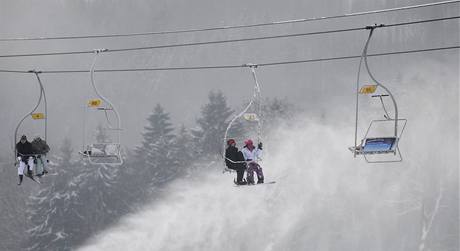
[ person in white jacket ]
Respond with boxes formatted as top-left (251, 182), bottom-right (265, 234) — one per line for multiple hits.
top-left (241, 139), bottom-right (264, 184)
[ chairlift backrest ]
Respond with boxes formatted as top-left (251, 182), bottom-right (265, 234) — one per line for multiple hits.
top-left (362, 137), bottom-right (397, 153)
top-left (243, 113), bottom-right (259, 121)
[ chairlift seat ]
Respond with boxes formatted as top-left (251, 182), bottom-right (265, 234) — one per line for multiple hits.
top-left (350, 137), bottom-right (398, 155)
top-left (96, 107), bottom-right (114, 111)
top-left (89, 143), bottom-right (120, 157)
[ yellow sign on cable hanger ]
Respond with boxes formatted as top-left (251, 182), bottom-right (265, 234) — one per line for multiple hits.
top-left (88, 99), bottom-right (102, 107)
top-left (359, 85), bottom-right (378, 94)
top-left (31, 113), bottom-right (45, 120)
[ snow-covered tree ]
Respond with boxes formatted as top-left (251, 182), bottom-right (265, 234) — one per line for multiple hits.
top-left (0, 160), bottom-right (28, 251)
top-left (135, 104), bottom-right (177, 187)
top-left (25, 138), bottom-right (81, 251)
top-left (192, 90), bottom-right (244, 159)
top-left (173, 125), bottom-right (195, 171)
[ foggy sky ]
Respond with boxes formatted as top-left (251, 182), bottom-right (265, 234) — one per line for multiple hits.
top-left (0, 0), bottom-right (458, 153)
top-left (0, 1), bottom-right (458, 250)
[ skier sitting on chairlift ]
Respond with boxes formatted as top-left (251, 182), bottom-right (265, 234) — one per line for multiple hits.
top-left (15, 135), bottom-right (34, 185)
top-left (241, 139), bottom-right (264, 185)
top-left (31, 136), bottom-right (50, 175)
top-left (225, 139), bottom-right (247, 185)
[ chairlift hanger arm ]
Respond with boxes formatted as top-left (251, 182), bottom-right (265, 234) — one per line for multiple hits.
top-left (222, 64), bottom-right (263, 166)
top-left (362, 28), bottom-right (399, 137)
top-left (13, 70), bottom-right (47, 159)
top-left (89, 49), bottom-right (122, 131)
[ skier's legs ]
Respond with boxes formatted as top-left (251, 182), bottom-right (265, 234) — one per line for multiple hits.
top-left (18, 159), bottom-right (26, 175)
top-left (41, 155), bottom-right (48, 173)
top-left (246, 163), bottom-right (257, 184)
top-left (18, 158), bottom-right (26, 185)
top-left (255, 164), bottom-right (264, 183)
top-left (36, 156), bottom-right (45, 175)
top-left (255, 164), bottom-right (264, 179)
top-left (236, 168), bottom-right (244, 183)
top-left (27, 157), bottom-right (34, 176)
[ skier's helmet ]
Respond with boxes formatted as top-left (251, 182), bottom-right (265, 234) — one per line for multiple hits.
top-left (244, 139), bottom-right (253, 146)
top-left (227, 139), bottom-right (236, 146)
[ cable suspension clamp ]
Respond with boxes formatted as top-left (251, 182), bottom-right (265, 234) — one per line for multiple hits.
top-left (27, 69), bottom-right (42, 74)
top-left (93, 48), bottom-right (109, 53)
top-left (243, 63), bottom-right (258, 68)
top-left (365, 23), bottom-right (385, 30)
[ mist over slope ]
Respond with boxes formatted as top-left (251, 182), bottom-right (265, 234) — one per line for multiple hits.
top-left (78, 57), bottom-right (458, 250)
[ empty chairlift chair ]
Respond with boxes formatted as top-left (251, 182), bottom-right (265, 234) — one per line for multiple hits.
top-left (349, 26), bottom-right (407, 163)
top-left (79, 49), bottom-right (123, 166)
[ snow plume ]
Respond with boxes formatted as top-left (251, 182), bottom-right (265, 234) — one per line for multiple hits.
top-left (78, 119), bottom-right (359, 251)
top-left (78, 61), bottom-right (458, 251)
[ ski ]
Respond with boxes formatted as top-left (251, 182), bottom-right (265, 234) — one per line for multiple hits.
top-left (234, 181), bottom-right (276, 187)
top-left (26, 175), bottom-right (41, 184)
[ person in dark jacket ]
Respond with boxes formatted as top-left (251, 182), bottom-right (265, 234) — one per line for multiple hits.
top-left (31, 136), bottom-right (50, 155)
top-left (15, 135), bottom-right (34, 185)
top-left (31, 136), bottom-right (50, 175)
top-left (225, 139), bottom-right (247, 185)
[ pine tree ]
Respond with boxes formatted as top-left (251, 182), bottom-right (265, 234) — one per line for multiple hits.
top-left (0, 160), bottom-right (28, 250)
top-left (173, 125), bottom-right (195, 171)
top-left (261, 97), bottom-right (296, 129)
top-left (135, 104), bottom-right (176, 187)
top-left (192, 90), bottom-right (244, 159)
top-left (25, 138), bottom-right (82, 251)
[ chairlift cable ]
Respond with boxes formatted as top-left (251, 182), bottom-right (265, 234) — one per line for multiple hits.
top-left (0, 0), bottom-right (458, 42)
top-left (0, 44), bottom-right (457, 75)
top-left (0, 16), bottom-right (458, 59)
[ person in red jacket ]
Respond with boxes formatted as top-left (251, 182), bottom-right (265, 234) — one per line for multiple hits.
top-left (225, 139), bottom-right (247, 185)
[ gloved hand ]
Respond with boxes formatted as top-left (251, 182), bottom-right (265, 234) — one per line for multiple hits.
top-left (258, 142), bottom-right (263, 150)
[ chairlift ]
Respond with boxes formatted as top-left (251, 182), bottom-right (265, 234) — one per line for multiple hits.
top-left (350, 26), bottom-right (407, 163)
top-left (222, 64), bottom-right (263, 171)
top-left (79, 49), bottom-right (123, 165)
top-left (13, 70), bottom-right (49, 177)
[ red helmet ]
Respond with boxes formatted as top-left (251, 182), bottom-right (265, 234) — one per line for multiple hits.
top-left (227, 139), bottom-right (236, 145)
top-left (244, 139), bottom-right (253, 146)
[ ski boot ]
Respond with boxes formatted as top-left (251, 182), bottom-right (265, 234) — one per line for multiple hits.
top-left (236, 179), bottom-right (247, 185)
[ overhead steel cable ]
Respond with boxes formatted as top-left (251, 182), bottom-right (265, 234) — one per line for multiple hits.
top-left (0, 15), bottom-right (458, 59)
top-left (0, 26), bottom-right (366, 58)
top-left (0, 0), bottom-right (458, 41)
top-left (0, 45), bottom-right (458, 74)
top-left (257, 45), bottom-right (460, 67)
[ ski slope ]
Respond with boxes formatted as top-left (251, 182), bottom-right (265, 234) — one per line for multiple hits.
top-left (78, 64), bottom-right (458, 251)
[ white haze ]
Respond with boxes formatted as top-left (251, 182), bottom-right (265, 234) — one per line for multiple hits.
top-left (78, 61), bottom-right (458, 251)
